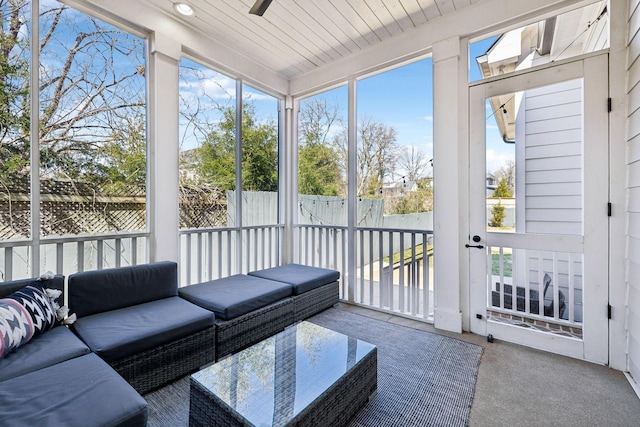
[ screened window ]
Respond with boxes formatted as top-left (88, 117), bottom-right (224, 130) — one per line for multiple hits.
top-left (297, 86), bottom-right (348, 227)
top-left (178, 57), bottom-right (236, 229)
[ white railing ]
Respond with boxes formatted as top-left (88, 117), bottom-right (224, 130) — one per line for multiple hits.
top-left (295, 224), bottom-right (434, 321)
top-left (179, 225), bottom-right (283, 285)
top-left (0, 232), bottom-right (148, 281)
top-left (487, 244), bottom-right (583, 325)
top-left (178, 223), bottom-right (435, 320)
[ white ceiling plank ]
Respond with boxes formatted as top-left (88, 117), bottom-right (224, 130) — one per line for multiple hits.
top-left (435, 0), bottom-right (457, 15)
top-left (398, 0), bottom-right (429, 26)
top-left (384, 0), bottom-right (417, 30)
top-left (453, 0), bottom-right (473, 10)
top-left (260, 1), bottom-right (350, 61)
top-left (421, 0), bottom-right (445, 20)
top-left (294, 0), bottom-right (364, 53)
top-left (364, 0), bottom-right (405, 36)
top-left (347, 0), bottom-right (395, 41)
top-left (329, 0), bottom-right (381, 46)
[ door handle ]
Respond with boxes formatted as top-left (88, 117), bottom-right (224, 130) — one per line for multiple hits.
top-left (466, 235), bottom-right (483, 248)
top-left (465, 244), bottom-right (484, 249)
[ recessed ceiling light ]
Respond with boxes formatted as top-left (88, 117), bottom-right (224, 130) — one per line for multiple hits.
top-left (174, 3), bottom-right (194, 16)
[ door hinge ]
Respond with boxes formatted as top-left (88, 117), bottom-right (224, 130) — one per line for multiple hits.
top-left (608, 202), bottom-right (612, 217)
top-left (608, 97), bottom-right (612, 112)
top-left (608, 304), bottom-right (612, 319)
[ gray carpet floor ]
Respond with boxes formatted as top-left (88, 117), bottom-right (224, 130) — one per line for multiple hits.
top-left (145, 307), bottom-right (483, 426)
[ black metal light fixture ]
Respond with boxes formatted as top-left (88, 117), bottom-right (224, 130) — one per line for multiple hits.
top-left (249, 0), bottom-right (274, 16)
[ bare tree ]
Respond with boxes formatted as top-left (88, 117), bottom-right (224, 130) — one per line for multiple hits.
top-left (1, 1), bottom-right (147, 183)
top-left (299, 97), bottom-right (342, 147)
top-left (396, 145), bottom-right (431, 181)
top-left (354, 116), bottom-right (398, 197)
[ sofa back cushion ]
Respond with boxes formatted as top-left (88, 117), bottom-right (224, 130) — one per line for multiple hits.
top-left (68, 262), bottom-right (178, 318)
top-left (0, 275), bottom-right (64, 299)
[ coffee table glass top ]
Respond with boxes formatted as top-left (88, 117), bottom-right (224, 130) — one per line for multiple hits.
top-left (191, 321), bottom-right (376, 426)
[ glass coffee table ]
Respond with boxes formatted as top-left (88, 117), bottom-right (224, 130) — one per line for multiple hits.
top-left (189, 321), bottom-right (377, 427)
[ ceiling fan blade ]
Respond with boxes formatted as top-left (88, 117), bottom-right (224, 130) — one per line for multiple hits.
top-left (249, 0), bottom-right (273, 16)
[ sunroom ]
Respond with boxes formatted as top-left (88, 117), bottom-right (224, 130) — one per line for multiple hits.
top-left (1, 0), bottom-right (639, 419)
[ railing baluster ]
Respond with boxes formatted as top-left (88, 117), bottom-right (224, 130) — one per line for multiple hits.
top-left (568, 253), bottom-right (575, 322)
top-left (359, 229), bottom-right (364, 304)
top-left (399, 232), bottom-right (405, 312)
top-left (114, 239), bottom-right (121, 268)
top-left (56, 243), bottom-right (64, 275)
top-left (77, 241), bottom-right (85, 273)
top-left (378, 230), bottom-right (384, 309)
top-left (341, 229), bottom-right (347, 300)
top-left (207, 231), bottom-right (213, 281)
top-left (423, 233), bottom-right (429, 316)
top-left (186, 234), bottom-right (192, 285)
top-left (388, 231), bottom-right (394, 311)
top-left (411, 233), bottom-right (417, 316)
top-left (5, 247), bottom-right (13, 281)
top-left (131, 237), bottom-right (138, 266)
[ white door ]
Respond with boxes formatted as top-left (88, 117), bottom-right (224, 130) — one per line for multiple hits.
top-left (468, 54), bottom-right (609, 364)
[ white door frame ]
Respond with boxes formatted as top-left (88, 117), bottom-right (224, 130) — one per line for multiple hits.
top-left (468, 54), bottom-right (609, 364)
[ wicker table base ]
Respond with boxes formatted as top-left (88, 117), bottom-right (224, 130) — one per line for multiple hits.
top-left (189, 322), bottom-right (377, 427)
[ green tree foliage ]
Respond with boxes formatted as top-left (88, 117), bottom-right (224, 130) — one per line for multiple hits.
top-left (298, 98), bottom-right (343, 196)
top-left (490, 204), bottom-right (506, 227)
top-left (99, 115), bottom-right (146, 191)
top-left (298, 143), bottom-right (342, 196)
top-left (492, 178), bottom-right (512, 198)
top-left (391, 179), bottom-right (433, 214)
top-left (198, 102), bottom-right (278, 192)
top-left (490, 178), bottom-right (511, 227)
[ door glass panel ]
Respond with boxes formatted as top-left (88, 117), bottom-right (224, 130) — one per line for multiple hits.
top-left (485, 78), bottom-right (584, 236)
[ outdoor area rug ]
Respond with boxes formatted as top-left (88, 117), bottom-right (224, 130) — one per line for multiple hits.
top-left (145, 307), bottom-right (483, 427)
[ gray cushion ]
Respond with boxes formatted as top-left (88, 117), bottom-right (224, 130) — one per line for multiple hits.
top-left (179, 274), bottom-right (292, 320)
top-left (68, 262), bottom-right (178, 318)
top-left (0, 326), bottom-right (90, 382)
top-left (0, 275), bottom-right (64, 299)
top-left (72, 297), bottom-right (214, 362)
top-left (249, 264), bottom-right (340, 295)
top-left (0, 353), bottom-right (148, 427)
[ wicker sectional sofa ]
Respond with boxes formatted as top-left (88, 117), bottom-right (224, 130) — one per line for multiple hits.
top-left (0, 261), bottom-right (339, 426)
top-left (0, 275), bottom-right (148, 427)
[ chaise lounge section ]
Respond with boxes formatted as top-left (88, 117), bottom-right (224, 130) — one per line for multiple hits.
top-left (248, 263), bottom-right (340, 322)
top-left (179, 263), bottom-right (340, 359)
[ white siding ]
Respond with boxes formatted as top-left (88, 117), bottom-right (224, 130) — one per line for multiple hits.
top-left (627, 0), bottom-right (640, 389)
top-left (523, 80), bottom-right (583, 235)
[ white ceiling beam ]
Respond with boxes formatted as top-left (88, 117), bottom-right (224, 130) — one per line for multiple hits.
top-left (289, 0), bottom-right (595, 97)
